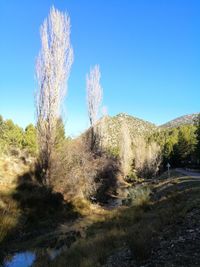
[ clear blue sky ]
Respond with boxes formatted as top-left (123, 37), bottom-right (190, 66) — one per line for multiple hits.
top-left (0, 0), bottom-right (200, 136)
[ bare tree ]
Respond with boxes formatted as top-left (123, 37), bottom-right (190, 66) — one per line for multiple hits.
top-left (133, 137), bottom-right (161, 178)
top-left (86, 65), bottom-right (103, 150)
top-left (133, 137), bottom-right (146, 174)
top-left (145, 141), bottom-right (162, 177)
top-left (119, 121), bottom-right (133, 178)
top-left (36, 6), bottom-right (73, 184)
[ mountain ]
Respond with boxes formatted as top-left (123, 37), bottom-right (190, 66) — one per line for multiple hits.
top-left (160, 113), bottom-right (199, 129)
top-left (94, 113), bottom-right (157, 149)
top-left (86, 112), bottom-right (200, 150)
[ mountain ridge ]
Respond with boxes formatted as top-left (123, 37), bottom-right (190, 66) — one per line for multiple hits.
top-left (98, 112), bottom-right (199, 129)
top-left (160, 113), bottom-right (199, 128)
top-left (91, 112), bottom-right (200, 150)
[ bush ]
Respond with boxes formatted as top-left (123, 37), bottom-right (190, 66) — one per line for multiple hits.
top-left (123, 185), bottom-right (151, 207)
top-left (23, 124), bottom-right (38, 155)
top-left (51, 138), bottom-right (119, 202)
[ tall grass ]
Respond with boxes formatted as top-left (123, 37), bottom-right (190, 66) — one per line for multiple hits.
top-left (0, 191), bottom-right (20, 249)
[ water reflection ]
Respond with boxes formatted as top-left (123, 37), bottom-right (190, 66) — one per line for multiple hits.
top-left (4, 252), bottom-right (36, 267)
top-left (3, 247), bottom-right (64, 267)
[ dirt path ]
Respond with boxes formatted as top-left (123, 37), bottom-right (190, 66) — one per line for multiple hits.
top-left (175, 168), bottom-right (200, 177)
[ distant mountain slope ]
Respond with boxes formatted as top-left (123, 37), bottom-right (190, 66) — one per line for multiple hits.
top-left (94, 113), bottom-right (157, 149)
top-left (160, 113), bottom-right (199, 128)
top-left (82, 113), bottom-right (200, 150)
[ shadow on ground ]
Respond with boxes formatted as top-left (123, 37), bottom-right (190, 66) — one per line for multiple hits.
top-left (47, 174), bottom-right (200, 267)
top-left (1, 171), bottom-right (200, 267)
top-left (0, 169), bottom-right (79, 265)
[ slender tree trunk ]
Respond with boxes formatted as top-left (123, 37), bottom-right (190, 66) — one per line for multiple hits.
top-left (36, 6), bottom-right (73, 184)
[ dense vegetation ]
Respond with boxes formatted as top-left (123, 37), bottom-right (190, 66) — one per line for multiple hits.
top-left (0, 115), bottom-right (37, 156)
top-left (1, 112), bottom-right (200, 178)
top-left (151, 114), bottom-right (200, 169)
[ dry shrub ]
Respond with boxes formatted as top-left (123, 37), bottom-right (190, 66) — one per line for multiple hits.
top-left (51, 138), bottom-right (119, 202)
top-left (0, 194), bottom-right (19, 244)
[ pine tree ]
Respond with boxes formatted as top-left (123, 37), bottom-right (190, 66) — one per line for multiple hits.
top-left (23, 124), bottom-right (37, 155)
top-left (195, 114), bottom-right (200, 165)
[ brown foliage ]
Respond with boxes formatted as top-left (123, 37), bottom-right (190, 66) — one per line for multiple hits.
top-left (51, 138), bottom-right (119, 202)
top-left (133, 137), bottom-right (162, 178)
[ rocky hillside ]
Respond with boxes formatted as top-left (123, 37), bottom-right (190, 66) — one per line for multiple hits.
top-left (84, 112), bottom-right (200, 151)
top-left (94, 113), bottom-right (157, 149)
top-left (161, 113), bottom-right (199, 128)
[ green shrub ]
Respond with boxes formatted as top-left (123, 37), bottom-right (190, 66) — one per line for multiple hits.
top-left (123, 185), bottom-right (151, 207)
top-left (0, 116), bottom-right (37, 156)
top-left (23, 124), bottom-right (38, 155)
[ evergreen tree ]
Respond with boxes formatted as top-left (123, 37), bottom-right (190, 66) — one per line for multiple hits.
top-left (195, 114), bottom-right (200, 165)
top-left (3, 119), bottom-right (24, 148)
top-left (172, 125), bottom-right (196, 166)
top-left (0, 115), bottom-right (6, 153)
top-left (23, 124), bottom-right (37, 155)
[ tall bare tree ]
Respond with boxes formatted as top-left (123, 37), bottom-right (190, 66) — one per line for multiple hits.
top-left (133, 137), bottom-right (161, 178)
top-left (119, 121), bottom-right (133, 178)
top-left (86, 65), bottom-right (103, 150)
top-left (36, 6), bottom-right (73, 184)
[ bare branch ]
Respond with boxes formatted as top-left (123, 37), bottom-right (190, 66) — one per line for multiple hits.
top-left (119, 121), bottom-right (133, 177)
top-left (35, 6), bottom-right (73, 183)
top-left (86, 65), bottom-right (103, 150)
top-left (86, 65), bottom-right (103, 127)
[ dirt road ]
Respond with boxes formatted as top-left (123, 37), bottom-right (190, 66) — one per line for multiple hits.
top-left (176, 168), bottom-right (200, 177)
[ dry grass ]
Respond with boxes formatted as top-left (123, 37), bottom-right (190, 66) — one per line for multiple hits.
top-left (1, 155), bottom-right (200, 267)
top-left (72, 197), bottom-right (110, 217)
top-left (49, 173), bottom-right (200, 267)
top-left (0, 156), bottom-right (28, 246)
top-left (0, 194), bottom-right (20, 244)
top-left (0, 155), bottom-right (78, 262)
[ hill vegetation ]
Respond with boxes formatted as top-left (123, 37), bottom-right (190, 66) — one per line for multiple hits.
top-left (1, 113), bottom-right (200, 266)
top-left (1, 112), bottom-right (200, 176)
top-left (160, 113), bottom-right (199, 128)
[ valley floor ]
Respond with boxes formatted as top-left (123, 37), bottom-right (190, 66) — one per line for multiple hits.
top-left (1, 157), bottom-right (200, 267)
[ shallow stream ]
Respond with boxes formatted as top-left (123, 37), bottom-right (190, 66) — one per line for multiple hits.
top-left (3, 247), bottom-right (63, 267)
